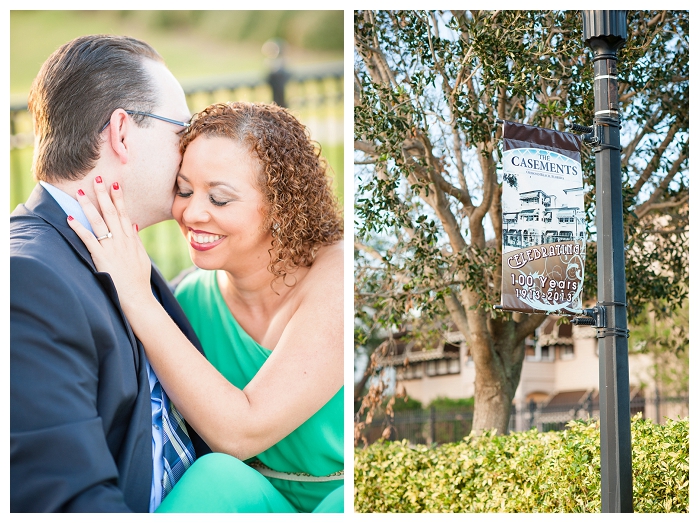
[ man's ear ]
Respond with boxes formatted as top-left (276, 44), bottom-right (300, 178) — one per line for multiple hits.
top-left (105, 109), bottom-right (131, 164)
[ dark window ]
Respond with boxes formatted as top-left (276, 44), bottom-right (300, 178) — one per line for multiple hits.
top-left (560, 344), bottom-right (574, 360)
top-left (443, 342), bottom-right (460, 354)
top-left (558, 323), bottom-right (573, 337)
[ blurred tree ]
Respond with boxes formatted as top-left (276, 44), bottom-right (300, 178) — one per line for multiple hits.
top-left (146, 10), bottom-right (206, 30)
top-left (629, 299), bottom-right (689, 398)
top-left (354, 10), bottom-right (688, 436)
top-left (191, 10), bottom-right (343, 51)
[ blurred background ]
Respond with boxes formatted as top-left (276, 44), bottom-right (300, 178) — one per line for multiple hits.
top-left (10, 10), bottom-right (344, 280)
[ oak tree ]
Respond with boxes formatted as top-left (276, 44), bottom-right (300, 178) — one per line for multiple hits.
top-left (354, 10), bottom-right (688, 436)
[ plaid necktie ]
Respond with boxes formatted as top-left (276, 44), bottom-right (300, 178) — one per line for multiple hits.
top-left (156, 381), bottom-right (196, 501)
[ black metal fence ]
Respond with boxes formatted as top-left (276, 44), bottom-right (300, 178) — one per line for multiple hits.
top-left (359, 394), bottom-right (688, 446)
top-left (10, 60), bottom-right (343, 140)
top-left (10, 61), bottom-right (344, 281)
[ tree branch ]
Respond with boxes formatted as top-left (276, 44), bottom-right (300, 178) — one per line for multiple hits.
top-left (636, 148), bottom-right (688, 218)
top-left (631, 119), bottom-right (680, 197)
top-left (514, 313), bottom-right (547, 346)
top-left (450, 125), bottom-right (474, 211)
top-left (416, 135), bottom-right (468, 253)
top-left (444, 291), bottom-right (471, 340)
top-left (354, 241), bottom-right (384, 262)
top-left (621, 108), bottom-right (662, 171)
top-left (355, 140), bottom-right (378, 156)
top-left (469, 145), bottom-right (496, 247)
top-left (637, 192), bottom-right (688, 220)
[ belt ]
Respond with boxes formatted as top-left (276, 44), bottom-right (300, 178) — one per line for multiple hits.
top-left (247, 459), bottom-right (344, 483)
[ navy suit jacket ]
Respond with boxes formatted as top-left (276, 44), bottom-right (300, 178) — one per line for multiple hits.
top-left (10, 184), bottom-right (210, 512)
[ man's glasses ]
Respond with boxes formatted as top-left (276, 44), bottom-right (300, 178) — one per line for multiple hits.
top-left (100, 110), bottom-right (191, 132)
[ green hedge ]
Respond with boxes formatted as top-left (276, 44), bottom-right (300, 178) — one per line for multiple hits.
top-left (354, 415), bottom-right (688, 513)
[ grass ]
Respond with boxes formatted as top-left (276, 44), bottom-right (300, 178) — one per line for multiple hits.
top-left (10, 10), bottom-right (343, 99)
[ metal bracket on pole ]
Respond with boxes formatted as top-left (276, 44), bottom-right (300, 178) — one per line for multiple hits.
top-left (568, 122), bottom-right (598, 146)
top-left (571, 303), bottom-right (629, 338)
top-left (594, 301), bottom-right (630, 338)
top-left (571, 306), bottom-right (603, 327)
top-left (568, 121), bottom-right (623, 152)
top-left (591, 117), bottom-right (623, 153)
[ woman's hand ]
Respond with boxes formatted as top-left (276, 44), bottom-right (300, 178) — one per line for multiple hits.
top-left (67, 176), bottom-right (154, 313)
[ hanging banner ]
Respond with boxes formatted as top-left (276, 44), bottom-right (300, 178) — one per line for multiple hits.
top-left (500, 121), bottom-right (586, 314)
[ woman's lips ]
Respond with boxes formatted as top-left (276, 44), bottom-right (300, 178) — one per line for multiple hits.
top-left (188, 230), bottom-right (226, 251)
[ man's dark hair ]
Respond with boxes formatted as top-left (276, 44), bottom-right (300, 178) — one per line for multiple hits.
top-left (28, 34), bottom-right (164, 183)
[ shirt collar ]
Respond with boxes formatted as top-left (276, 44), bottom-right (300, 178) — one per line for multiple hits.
top-left (39, 181), bottom-right (94, 234)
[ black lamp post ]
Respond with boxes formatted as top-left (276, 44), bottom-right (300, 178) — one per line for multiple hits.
top-left (581, 10), bottom-right (633, 513)
top-left (263, 38), bottom-right (290, 108)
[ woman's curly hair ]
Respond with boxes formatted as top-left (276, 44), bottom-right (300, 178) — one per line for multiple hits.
top-left (180, 101), bottom-right (343, 284)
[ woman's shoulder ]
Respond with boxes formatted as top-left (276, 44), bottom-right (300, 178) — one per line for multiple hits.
top-left (310, 241), bottom-right (343, 271)
top-left (297, 241), bottom-right (343, 295)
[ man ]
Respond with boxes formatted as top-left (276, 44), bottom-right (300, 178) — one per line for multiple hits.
top-left (10, 35), bottom-right (210, 512)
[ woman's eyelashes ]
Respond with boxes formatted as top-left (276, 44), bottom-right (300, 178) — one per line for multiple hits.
top-left (209, 195), bottom-right (230, 207)
top-left (175, 185), bottom-right (235, 207)
top-left (175, 188), bottom-right (230, 207)
top-left (176, 188), bottom-right (192, 198)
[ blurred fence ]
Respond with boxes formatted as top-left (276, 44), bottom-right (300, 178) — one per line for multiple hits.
top-left (10, 61), bottom-right (344, 281)
top-left (358, 394), bottom-right (689, 446)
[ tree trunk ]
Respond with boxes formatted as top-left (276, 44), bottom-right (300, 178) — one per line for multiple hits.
top-left (472, 374), bottom-right (513, 435)
top-left (464, 313), bottom-right (529, 435)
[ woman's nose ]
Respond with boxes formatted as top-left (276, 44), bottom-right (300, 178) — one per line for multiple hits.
top-left (181, 195), bottom-right (210, 224)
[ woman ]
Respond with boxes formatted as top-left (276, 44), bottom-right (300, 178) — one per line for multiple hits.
top-left (67, 102), bottom-right (344, 512)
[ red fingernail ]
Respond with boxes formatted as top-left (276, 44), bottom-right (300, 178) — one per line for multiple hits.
top-left (68, 215), bottom-right (74, 221)
top-left (113, 182), bottom-right (119, 190)
top-left (95, 176), bottom-right (103, 184)
top-left (135, 224), bottom-right (139, 232)
top-left (77, 189), bottom-right (85, 196)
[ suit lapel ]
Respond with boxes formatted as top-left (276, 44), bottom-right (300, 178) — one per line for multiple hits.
top-left (18, 184), bottom-right (141, 371)
top-left (17, 184), bottom-right (211, 458)
top-left (150, 265), bottom-right (212, 456)
top-left (19, 184), bottom-right (98, 271)
top-left (150, 267), bottom-right (206, 357)
top-left (20, 184), bottom-right (206, 358)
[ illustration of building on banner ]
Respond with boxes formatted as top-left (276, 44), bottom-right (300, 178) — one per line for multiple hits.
top-left (500, 121), bottom-right (586, 315)
top-left (502, 187), bottom-right (585, 250)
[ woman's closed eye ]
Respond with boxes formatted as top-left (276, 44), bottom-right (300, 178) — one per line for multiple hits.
top-left (209, 195), bottom-right (231, 207)
top-left (175, 188), bottom-right (231, 206)
top-left (176, 189), bottom-right (193, 198)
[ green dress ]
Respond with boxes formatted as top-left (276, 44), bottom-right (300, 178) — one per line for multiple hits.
top-left (156, 269), bottom-right (344, 513)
